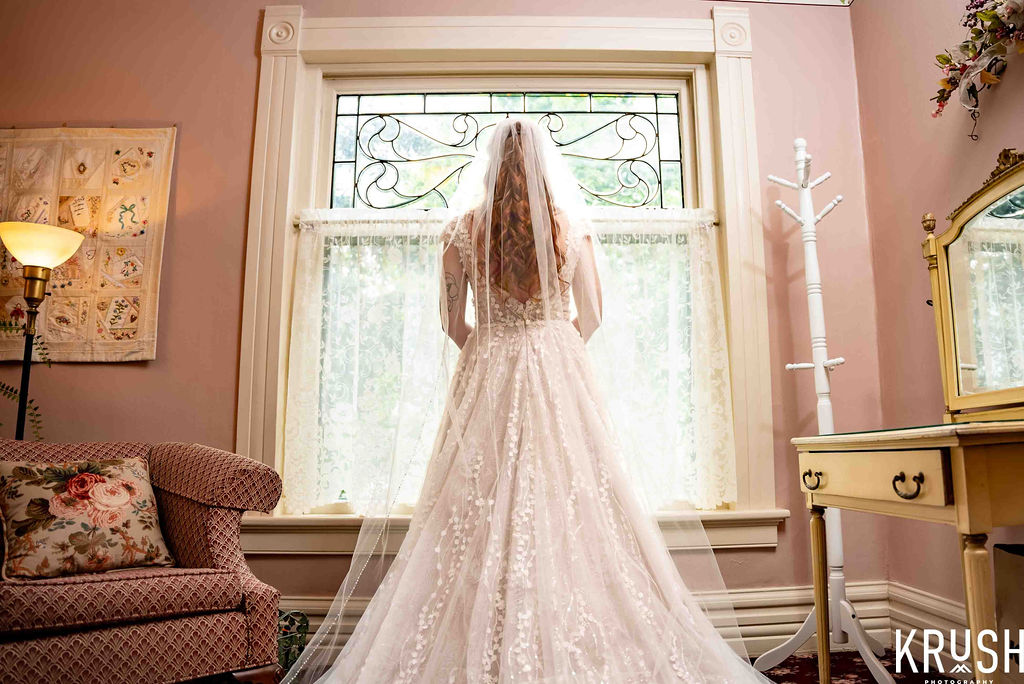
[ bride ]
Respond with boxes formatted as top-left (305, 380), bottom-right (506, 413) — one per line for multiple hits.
top-left (285, 118), bottom-right (771, 683)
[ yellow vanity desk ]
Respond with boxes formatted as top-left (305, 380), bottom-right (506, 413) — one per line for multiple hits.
top-left (797, 421), bottom-right (1024, 682)
top-left (797, 150), bottom-right (1024, 683)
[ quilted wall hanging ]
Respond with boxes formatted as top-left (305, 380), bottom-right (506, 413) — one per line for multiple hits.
top-left (0, 127), bottom-right (176, 362)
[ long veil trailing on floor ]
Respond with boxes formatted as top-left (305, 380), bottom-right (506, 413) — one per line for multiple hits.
top-left (284, 118), bottom-right (761, 683)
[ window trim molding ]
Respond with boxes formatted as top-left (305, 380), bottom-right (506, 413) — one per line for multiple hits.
top-left (242, 508), bottom-right (791, 554)
top-left (239, 6), bottom-right (781, 543)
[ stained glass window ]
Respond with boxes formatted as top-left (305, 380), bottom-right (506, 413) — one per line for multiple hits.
top-left (330, 92), bottom-right (684, 210)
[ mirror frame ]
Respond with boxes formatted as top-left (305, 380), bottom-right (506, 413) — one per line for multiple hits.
top-left (923, 148), bottom-right (1024, 422)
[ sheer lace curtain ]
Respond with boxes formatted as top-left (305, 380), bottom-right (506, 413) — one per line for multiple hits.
top-left (589, 209), bottom-right (737, 511)
top-left (962, 220), bottom-right (1024, 391)
top-left (282, 207), bottom-right (737, 515)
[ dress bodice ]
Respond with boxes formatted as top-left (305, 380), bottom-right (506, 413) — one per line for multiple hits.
top-left (445, 218), bottom-right (583, 327)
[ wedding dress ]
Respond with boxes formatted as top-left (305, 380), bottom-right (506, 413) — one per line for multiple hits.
top-left (285, 119), bottom-right (771, 683)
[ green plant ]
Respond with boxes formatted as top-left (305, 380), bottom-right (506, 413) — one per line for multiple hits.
top-left (277, 609), bottom-right (310, 669)
top-left (0, 320), bottom-right (49, 441)
top-left (0, 321), bottom-right (51, 365)
top-left (0, 381), bottom-right (43, 441)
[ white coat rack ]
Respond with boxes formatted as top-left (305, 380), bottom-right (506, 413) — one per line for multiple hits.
top-left (752, 139), bottom-right (892, 684)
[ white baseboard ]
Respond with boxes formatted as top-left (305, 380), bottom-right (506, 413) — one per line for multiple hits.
top-left (280, 578), bottom-right (965, 661)
top-left (724, 580), bottom-right (892, 657)
top-left (889, 581), bottom-right (968, 675)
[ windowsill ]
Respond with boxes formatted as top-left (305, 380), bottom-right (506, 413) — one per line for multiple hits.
top-left (240, 507), bottom-right (789, 554)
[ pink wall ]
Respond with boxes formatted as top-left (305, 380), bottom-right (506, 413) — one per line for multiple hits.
top-left (0, 0), bottom-right (885, 592)
top-left (739, 3), bottom-right (885, 590)
top-left (851, 0), bottom-right (1024, 601)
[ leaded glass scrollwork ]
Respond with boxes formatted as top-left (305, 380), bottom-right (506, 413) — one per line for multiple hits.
top-left (331, 92), bottom-right (684, 210)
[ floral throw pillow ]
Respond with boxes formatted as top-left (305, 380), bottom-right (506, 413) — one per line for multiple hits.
top-left (0, 458), bottom-right (175, 579)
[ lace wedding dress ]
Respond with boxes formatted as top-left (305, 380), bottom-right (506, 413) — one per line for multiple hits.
top-left (285, 120), bottom-right (770, 684)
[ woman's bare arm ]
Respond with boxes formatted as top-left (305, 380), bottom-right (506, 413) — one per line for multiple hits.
top-left (441, 240), bottom-right (473, 348)
top-left (571, 236), bottom-right (602, 342)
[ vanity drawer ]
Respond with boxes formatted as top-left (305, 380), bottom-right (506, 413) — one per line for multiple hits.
top-left (798, 449), bottom-right (952, 507)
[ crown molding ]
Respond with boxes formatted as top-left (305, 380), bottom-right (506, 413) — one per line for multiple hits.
top-left (728, 0), bottom-right (853, 6)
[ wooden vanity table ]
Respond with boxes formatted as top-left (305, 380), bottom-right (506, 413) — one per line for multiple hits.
top-left (797, 150), bottom-right (1024, 683)
top-left (798, 421), bottom-right (1024, 682)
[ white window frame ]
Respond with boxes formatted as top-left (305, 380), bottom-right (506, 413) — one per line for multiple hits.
top-left (238, 6), bottom-right (788, 548)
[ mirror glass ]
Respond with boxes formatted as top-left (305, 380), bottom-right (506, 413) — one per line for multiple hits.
top-left (948, 184), bottom-right (1024, 395)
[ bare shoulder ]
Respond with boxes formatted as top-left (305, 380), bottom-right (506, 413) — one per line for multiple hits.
top-left (443, 211), bottom-right (471, 242)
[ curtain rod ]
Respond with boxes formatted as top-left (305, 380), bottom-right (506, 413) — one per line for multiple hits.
top-left (293, 210), bottom-right (720, 228)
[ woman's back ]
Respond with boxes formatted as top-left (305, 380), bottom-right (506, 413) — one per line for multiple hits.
top-left (444, 212), bottom-right (582, 328)
top-left (439, 119), bottom-right (602, 349)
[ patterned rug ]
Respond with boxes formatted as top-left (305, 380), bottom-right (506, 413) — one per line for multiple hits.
top-left (197, 649), bottom-right (933, 682)
top-left (762, 650), bottom-right (937, 683)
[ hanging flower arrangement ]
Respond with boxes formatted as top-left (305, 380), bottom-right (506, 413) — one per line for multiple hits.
top-left (932, 0), bottom-right (1024, 123)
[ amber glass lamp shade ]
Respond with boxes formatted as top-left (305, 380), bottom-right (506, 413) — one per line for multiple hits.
top-left (0, 221), bottom-right (84, 269)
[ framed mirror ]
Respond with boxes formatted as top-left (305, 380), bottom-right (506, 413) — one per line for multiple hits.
top-left (924, 149), bottom-right (1024, 422)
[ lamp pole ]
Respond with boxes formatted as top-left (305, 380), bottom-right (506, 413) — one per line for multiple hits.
top-left (15, 329), bottom-right (33, 440)
top-left (14, 265), bottom-right (49, 440)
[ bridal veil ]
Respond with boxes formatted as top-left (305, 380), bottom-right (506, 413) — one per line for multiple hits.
top-left (284, 118), bottom-right (751, 683)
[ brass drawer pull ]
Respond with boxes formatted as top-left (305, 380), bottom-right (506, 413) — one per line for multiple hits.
top-left (802, 469), bottom-right (823, 490)
top-left (892, 471), bottom-right (924, 500)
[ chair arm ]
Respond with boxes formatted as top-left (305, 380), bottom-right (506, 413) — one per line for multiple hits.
top-left (155, 491), bottom-right (248, 570)
top-left (148, 442), bottom-right (281, 513)
top-left (240, 572), bottom-right (282, 667)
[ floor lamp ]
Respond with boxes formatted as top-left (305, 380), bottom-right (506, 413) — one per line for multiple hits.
top-left (0, 222), bottom-right (84, 440)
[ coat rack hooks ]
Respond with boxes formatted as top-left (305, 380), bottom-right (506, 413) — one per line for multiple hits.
top-left (753, 138), bottom-right (891, 684)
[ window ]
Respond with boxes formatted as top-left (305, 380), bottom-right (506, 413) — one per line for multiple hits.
top-left (328, 91), bottom-right (685, 209)
top-left (242, 11), bottom-right (782, 546)
top-left (282, 81), bottom-right (738, 515)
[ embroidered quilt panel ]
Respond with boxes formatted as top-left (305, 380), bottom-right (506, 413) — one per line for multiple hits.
top-left (0, 127), bottom-right (176, 361)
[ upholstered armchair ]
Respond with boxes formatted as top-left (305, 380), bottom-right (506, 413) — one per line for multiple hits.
top-left (0, 440), bottom-right (284, 684)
